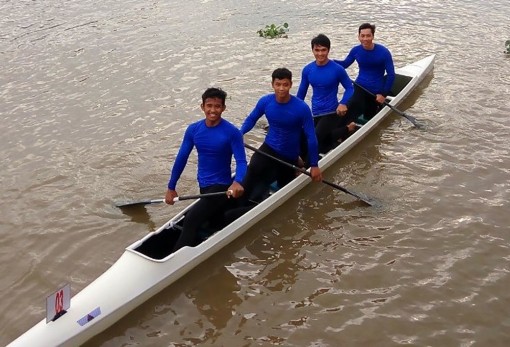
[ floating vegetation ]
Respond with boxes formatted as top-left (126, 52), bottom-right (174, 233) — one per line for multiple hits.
top-left (257, 23), bottom-right (289, 39)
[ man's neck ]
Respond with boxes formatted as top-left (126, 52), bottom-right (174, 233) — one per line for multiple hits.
top-left (315, 58), bottom-right (329, 66)
top-left (275, 94), bottom-right (291, 103)
top-left (363, 43), bottom-right (375, 50)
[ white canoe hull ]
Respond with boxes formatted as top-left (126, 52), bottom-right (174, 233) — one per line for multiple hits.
top-left (8, 54), bottom-right (435, 347)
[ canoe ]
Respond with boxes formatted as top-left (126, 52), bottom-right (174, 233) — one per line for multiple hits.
top-left (8, 54), bottom-right (435, 346)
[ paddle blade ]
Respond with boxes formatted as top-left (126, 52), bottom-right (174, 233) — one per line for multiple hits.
top-left (321, 180), bottom-right (379, 207)
top-left (401, 112), bottom-right (423, 129)
top-left (346, 189), bottom-right (380, 207)
top-left (384, 102), bottom-right (423, 129)
top-left (340, 186), bottom-right (380, 207)
top-left (115, 199), bottom-right (165, 208)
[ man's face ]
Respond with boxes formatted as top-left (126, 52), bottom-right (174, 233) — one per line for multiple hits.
top-left (201, 97), bottom-right (225, 125)
top-left (358, 28), bottom-right (374, 49)
top-left (312, 44), bottom-right (329, 65)
top-left (271, 78), bottom-right (292, 100)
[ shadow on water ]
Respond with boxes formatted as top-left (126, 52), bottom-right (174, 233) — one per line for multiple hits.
top-left (118, 205), bottom-right (157, 231)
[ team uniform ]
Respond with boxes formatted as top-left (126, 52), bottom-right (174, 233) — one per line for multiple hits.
top-left (335, 43), bottom-right (395, 121)
top-left (297, 59), bottom-right (354, 116)
top-left (168, 118), bottom-right (247, 251)
top-left (297, 60), bottom-right (355, 154)
top-left (240, 94), bottom-right (318, 202)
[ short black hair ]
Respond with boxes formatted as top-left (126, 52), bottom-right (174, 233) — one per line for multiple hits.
top-left (271, 68), bottom-right (292, 82)
top-left (202, 87), bottom-right (227, 105)
top-left (311, 34), bottom-right (331, 50)
top-left (358, 23), bottom-right (376, 34)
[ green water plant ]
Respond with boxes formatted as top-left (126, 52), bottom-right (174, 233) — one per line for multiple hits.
top-left (257, 22), bottom-right (289, 39)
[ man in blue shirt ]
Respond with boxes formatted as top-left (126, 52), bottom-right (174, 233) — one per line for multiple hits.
top-left (241, 68), bottom-right (322, 203)
top-left (297, 34), bottom-right (355, 153)
top-left (335, 23), bottom-right (395, 122)
top-left (165, 87), bottom-right (247, 253)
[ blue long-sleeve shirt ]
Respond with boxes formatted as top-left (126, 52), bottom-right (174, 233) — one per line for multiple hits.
top-left (241, 94), bottom-right (319, 167)
top-left (168, 119), bottom-right (247, 190)
top-left (296, 60), bottom-right (354, 116)
top-left (335, 43), bottom-right (395, 96)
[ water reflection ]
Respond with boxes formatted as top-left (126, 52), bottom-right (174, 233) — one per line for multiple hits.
top-left (118, 205), bottom-right (157, 231)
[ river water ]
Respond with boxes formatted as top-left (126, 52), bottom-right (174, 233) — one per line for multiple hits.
top-left (1, 0), bottom-right (509, 346)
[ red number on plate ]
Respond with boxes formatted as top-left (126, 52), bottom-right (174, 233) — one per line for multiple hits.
top-left (55, 290), bottom-right (64, 313)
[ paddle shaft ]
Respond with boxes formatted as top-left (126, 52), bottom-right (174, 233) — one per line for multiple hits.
top-left (244, 143), bottom-right (374, 206)
top-left (351, 81), bottom-right (421, 128)
top-left (173, 191), bottom-right (232, 201)
top-left (116, 191), bottom-right (232, 208)
top-left (313, 111), bottom-right (337, 118)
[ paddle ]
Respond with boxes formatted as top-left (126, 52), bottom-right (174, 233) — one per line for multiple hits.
top-left (244, 143), bottom-right (376, 206)
top-left (115, 191), bottom-right (232, 208)
top-left (351, 81), bottom-right (422, 128)
top-left (313, 111), bottom-right (337, 118)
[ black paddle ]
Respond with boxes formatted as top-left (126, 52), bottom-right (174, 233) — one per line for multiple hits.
top-left (244, 143), bottom-right (377, 206)
top-left (115, 191), bottom-right (232, 208)
top-left (352, 81), bottom-right (422, 128)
